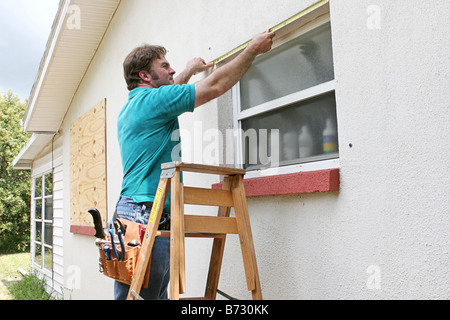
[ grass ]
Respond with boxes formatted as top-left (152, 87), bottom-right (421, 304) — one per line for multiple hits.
top-left (0, 252), bottom-right (54, 300)
top-left (9, 272), bottom-right (53, 300)
top-left (0, 252), bottom-right (30, 300)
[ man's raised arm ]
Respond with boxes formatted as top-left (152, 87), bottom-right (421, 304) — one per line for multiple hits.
top-left (194, 30), bottom-right (275, 108)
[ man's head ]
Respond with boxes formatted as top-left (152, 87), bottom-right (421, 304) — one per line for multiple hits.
top-left (123, 44), bottom-right (175, 90)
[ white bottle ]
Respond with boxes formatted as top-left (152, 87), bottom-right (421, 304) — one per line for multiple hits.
top-left (283, 125), bottom-right (299, 160)
top-left (298, 124), bottom-right (314, 158)
top-left (323, 118), bottom-right (338, 154)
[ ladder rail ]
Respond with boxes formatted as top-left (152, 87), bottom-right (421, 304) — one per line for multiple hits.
top-left (126, 178), bottom-right (170, 300)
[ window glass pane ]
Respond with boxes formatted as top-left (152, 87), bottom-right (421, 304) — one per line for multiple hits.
top-left (44, 172), bottom-right (53, 196)
top-left (44, 247), bottom-right (53, 270)
top-left (241, 92), bottom-right (338, 168)
top-left (44, 197), bottom-right (53, 220)
top-left (34, 177), bottom-right (42, 198)
top-left (34, 244), bottom-right (42, 267)
top-left (35, 199), bottom-right (42, 219)
top-left (240, 22), bottom-right (334, 110)
top-left (44, 223), bottom-right (53, 246)
top-left (35, 222), bottom-right (42, 242)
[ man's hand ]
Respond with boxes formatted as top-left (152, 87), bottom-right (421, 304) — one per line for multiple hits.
top-left (246, 30), bottom-right (276, 56)
top-left (186, 57), bottom-right (215, 75)
top-left (175, 57), bottom-right (215, 85)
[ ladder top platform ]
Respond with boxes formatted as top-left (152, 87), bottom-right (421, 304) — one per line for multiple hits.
top-left (162, 162), bottom-right (246, 176)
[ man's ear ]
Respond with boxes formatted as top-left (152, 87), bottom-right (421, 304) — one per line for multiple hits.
top-left (139, 70), bottom-right (151, 81)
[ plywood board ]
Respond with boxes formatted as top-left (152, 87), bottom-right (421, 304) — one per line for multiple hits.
top-left (70, 99), bottom-right (107, 233)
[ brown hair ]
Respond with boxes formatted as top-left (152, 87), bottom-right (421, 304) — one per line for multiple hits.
top-left (123, 44), bottom-right (167, 91)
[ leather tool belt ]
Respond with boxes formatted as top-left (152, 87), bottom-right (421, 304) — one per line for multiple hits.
top-left (98, 218), bottom-right (150, 287)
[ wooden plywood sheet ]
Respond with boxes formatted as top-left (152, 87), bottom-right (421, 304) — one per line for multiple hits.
top-left (70, 99), bottom-right (107, 233)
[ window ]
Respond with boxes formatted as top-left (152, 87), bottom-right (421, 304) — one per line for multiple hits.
top-left (233, 19), bottom-right (338, 171)
top-left (32, 172), bottom-right (53, 271)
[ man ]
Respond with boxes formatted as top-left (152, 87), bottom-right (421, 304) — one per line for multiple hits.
top-left (115, 30), bottom-right (275, 300)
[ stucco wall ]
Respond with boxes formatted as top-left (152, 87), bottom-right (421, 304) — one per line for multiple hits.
top-left (327, 0), bottom-right (450, 298)
top-left (61, 0), bottom-right (449, 299)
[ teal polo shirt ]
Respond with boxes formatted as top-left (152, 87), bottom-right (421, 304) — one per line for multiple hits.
top-left (117, 84), bottom-right (195, 211)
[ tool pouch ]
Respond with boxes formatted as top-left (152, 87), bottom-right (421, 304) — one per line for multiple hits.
top-left (98, 219), bottom-right (150, 287)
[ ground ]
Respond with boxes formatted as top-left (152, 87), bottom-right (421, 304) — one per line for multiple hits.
top-left (0, 252), bottom-right (30, 300)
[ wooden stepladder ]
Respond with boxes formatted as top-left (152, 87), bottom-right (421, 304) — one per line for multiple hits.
top-left (127, 161), bottom-right (262, 300)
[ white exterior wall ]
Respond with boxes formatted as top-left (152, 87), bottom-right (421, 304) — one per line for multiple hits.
top-left (327, 0), bottom-right (450, 299)
top-left (57, 0), bottom-right (448, 299)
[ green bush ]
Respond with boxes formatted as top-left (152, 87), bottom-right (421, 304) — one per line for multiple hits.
top-left (9, 272), bottom-right (54, 300)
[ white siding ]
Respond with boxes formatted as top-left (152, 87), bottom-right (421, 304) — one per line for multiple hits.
top-left (51, 158), bottom-right (64, 296)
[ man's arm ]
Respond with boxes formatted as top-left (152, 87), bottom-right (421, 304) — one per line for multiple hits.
top-left (174, 58), bottom-right (215, 85)
top-left (194, 31), bottom-right (275, 108)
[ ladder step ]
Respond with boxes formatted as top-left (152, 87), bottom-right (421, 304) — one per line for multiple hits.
top-left (185, 215), bottom-right (238, 234)
top-left (184, 187), bottom-right (233, 207)
top-left (156, 215), bottom-right (238, 236)
top-left (156, 231), bottom-right (226, 239)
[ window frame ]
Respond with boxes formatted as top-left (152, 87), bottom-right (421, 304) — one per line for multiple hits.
top-left (31, 170), bottom-right (54, 274)
top-left (232, 14), bottom-right (339, 177)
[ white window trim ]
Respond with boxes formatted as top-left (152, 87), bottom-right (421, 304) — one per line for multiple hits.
top-left (31, 170), bottom-right (54, 275)
top-left (232, 16), bottom-right (339, 177)
top-left (236, 80), bottom-right (335, 121)
top-left (244, 158), bottom-right (340, 179)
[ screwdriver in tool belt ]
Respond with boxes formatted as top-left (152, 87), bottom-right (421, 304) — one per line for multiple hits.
top-left (103, 245), bottom-right (112, 260)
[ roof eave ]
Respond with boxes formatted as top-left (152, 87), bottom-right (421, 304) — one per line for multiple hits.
top-left (22, 0), bottom-right (121, 133)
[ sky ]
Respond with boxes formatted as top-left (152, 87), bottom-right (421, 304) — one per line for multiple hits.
top-left (0, 0), bottom-right (60, 101)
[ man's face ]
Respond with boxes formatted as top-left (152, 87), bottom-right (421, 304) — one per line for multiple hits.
top-left (149, 56), bottom-right (176, 87)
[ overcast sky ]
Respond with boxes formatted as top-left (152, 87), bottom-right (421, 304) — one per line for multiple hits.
top-left (0, 0), bottom-right (60, 101)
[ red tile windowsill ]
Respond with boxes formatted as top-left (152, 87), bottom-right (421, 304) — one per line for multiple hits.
top-left (70, 225), bottom-right (96, 236)
top-left (212, 168), bottom-right (339, 197)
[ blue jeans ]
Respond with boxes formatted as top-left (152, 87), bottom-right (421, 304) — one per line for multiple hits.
top-left (113, 195), bottom-right (170, 300)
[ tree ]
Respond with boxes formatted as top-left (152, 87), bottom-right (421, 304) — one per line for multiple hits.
top-left (0, 90), bottom-right (32, 253)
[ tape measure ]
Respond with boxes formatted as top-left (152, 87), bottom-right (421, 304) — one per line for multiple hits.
top-left (213, 0), bottom-right (329, 64)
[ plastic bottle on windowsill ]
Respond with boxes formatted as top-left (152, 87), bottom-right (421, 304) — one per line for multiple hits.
top-left (323, 118), bottom-right (338, 154)
top-left (298, 124), bottom-right (314, 158)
